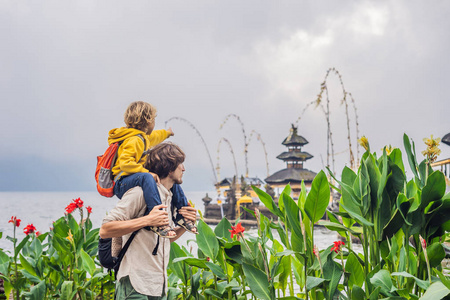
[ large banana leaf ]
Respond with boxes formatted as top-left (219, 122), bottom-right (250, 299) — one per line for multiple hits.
top-left (196, 220), bottom-right (219, 260)
top-left (242, 263), bottom-right (273, 300)
top-left (305, 170), bottom-right (330, 223)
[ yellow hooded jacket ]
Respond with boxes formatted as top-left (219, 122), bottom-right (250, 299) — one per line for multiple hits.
top-left (108, 127), bottom-right (171, 178)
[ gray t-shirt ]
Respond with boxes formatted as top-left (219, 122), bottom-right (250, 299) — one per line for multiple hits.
top-left (102, 185), bottom-right (173, 296)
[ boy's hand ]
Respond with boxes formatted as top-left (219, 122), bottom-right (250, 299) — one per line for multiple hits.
top-left (167, 127), bottom-right (174, 136)
top-left (150, 172), bottom-right (160, 183)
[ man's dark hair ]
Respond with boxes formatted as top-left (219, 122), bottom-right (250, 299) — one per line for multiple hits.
top-left (145, 142), bottom-right (185, 179)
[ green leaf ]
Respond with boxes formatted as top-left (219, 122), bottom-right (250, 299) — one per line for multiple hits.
top-left (316, 220), bottom-right (360, 236)
top-left (224, 244), bottom-right (243, 264)
top-left (14, 234), bottom-right (30, 258)
top-left (305, 170), bottom-right (331, 223)
top-left (434, 268), bottom-right (450, 290)
top-left (351, 286), bottom-right (366, 300)
top-left (80, 249), bottom-right (96, 276)
top-left (19, 253), bottom-right (37, 277)
top-left (369, 286), bottom-right (381, 300)
top-left (323, 254), bottom-right (343, 299)
top-left (342, 166), bottom-right (357, 186)
top-left (382, 208), bottom-right (406, 240)
top-left (242, 263), bottom-right (271, 300)
top-left (0, 250), bottom-right (10, 275)
top-left (167, 287), bottom-right (183, 300)
top-left (60, 281), bottom-right (75, 300)
top-left (30, 235), bottom-right (43, 258)
top-left (169, 243), bottom-right (188, 284)
top-left (299, 180), bottom-right (307, 209)
top-left (306, 276), bottom-right (326, 291)
top-left (391, 272), bottom-right (430, 290)
top-left (214, 218), bottom-right (232, 241)
top-left (389, 148), bottom-right (405, 173)
top-left (22, 280), bottom-right (46, 300)
top-left (67, 213), bottom-right (80, 234)
top-left (172, 257), bottom-right (208, 269)
top-left (421, 171), bottom-right (446, 209)
top-left (370, 269), bottom-right (394, 297)
top-left (196, 220), bottom-right (219, 260)
top-left (282, 193), bottom-right (303, 239)
top-left (346, 252), bottom-right (364, 287)
top-left (422, 243), bottom-right (445, 268)
top-left (403, 133), bottom-right (419, 179)
top-left (278, 184), bottom-right (292, 213)
top-left (205, 261), bottom-right (227, 279)
top-left (420, 281), bottom-right (450, 300)
top-left (204, 288), bottom-right (224, 298)
top-left (3, 278), bottom-right (13, 300)
top-left (340, 201), bottom-right (374, 227)
top-left (252, 186), bottom-right (282, 217)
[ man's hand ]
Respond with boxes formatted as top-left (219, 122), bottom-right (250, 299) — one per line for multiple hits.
top-left (167, 127), bottom-right (174, 136)
top-left (178, 206), bottom-right (197, 223)
top-left (150, 172), bottom-right (160, 183)
top-left (145, 204), bottom-right (169, 227)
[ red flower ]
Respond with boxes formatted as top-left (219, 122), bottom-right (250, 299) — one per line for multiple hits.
top-left (86, 206), bottom-right (92, 214)
top-left (23, 224), bottom-right (37, 235)
top-left (420, 235), bottom-right (427, 249)
top-left (313, 245), bottom-right (319, 258)
top-left (229, 222), bottom-right (245, 239)
top-left (8, 216), bottom-right (21, 227)
top-left (73, 198), bottom-right (84, 208)
top-left (65, 202), bottom-right (77, 214)
top-left (206, 257), bottom-right (210, 262)
top-left (35, 231), bottom-right (41, 237)
top-left (331, 241), bottom-right (345, 253)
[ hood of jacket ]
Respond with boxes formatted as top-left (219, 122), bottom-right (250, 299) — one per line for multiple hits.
top-left (108, 127), bottom-right (146, 145)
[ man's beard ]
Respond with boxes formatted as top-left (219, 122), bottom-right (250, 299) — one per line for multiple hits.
top-left (173, 178), bottom-right (183, 184)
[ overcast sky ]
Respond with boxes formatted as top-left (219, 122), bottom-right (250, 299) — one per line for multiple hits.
top-left (1, 1), bottom-right (449, 192)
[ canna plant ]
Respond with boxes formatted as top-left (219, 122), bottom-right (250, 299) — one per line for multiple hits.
top-left (169, 134), bottom-right (450, 299)
top-left (319, 133), bottom-right (450, 299)
top-left (169, 169), bottom-right (336, 300)
top-left (0, 199), bottom-right (112, 300)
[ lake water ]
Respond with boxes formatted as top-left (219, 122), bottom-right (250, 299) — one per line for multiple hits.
top-left (0, 191), bottom-right (353, 253)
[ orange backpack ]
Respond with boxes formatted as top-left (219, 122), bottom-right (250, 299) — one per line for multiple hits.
top-left (95, 134), bottom-right (145, 197)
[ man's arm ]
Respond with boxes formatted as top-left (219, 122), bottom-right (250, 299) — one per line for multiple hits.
top-left (100, 204), bottom-right (169, 238)
top-left (178, 206), bottom-right (197, 222)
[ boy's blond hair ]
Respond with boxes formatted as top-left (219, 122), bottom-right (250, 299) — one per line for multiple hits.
top-left (124, 101), bottom-right (157, 132)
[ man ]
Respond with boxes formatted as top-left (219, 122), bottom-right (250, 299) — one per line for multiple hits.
top-left (100, 142), bottom-right (197, 299)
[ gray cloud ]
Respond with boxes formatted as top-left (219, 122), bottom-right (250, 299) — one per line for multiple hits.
top-left (1, 0), bottom-right (449, 191)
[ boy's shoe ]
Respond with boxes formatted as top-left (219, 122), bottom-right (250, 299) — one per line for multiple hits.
top-left (149, 225), bottom-right (177, 239)
top-left (176, 217), bottom-right (198, 234)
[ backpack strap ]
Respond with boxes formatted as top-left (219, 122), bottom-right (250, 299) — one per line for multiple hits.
top-left (113, 229), bottom-right (140, 278)
top-left (114, 134), bottom-right (147, 182)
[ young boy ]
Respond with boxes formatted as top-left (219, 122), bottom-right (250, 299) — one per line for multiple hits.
top-left (108, 101), bottom-right (197, 238)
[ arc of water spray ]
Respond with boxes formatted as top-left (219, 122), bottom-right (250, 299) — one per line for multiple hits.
top-left (248, 130), bottom-right (270, 177)
top-left (219, 114), bottom-right (249, 177)
top-left (165, 117), bottom-right (218, 183)
top-left (295, 67), bottom-right (361, 174)
top-left (216, 137), bottom-right (239, 182)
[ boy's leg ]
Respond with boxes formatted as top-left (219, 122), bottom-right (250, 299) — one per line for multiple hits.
top-left (171, 184), bottom-right (197, 234)
top-left (114, 173), bottom-right (175, 237)
top-left (114, 173), bottom-right (141, 199)
top-left (114, 173), bottom-right (162, 214)
top-left (170, 184), bottom-right (188, 223)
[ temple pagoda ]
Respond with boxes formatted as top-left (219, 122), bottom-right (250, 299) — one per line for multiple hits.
top-left (265, 124), bottom-right (317, 197)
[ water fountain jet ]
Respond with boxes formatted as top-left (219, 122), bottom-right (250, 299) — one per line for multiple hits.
top-left (165, 117), bottom-right (218, 182)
